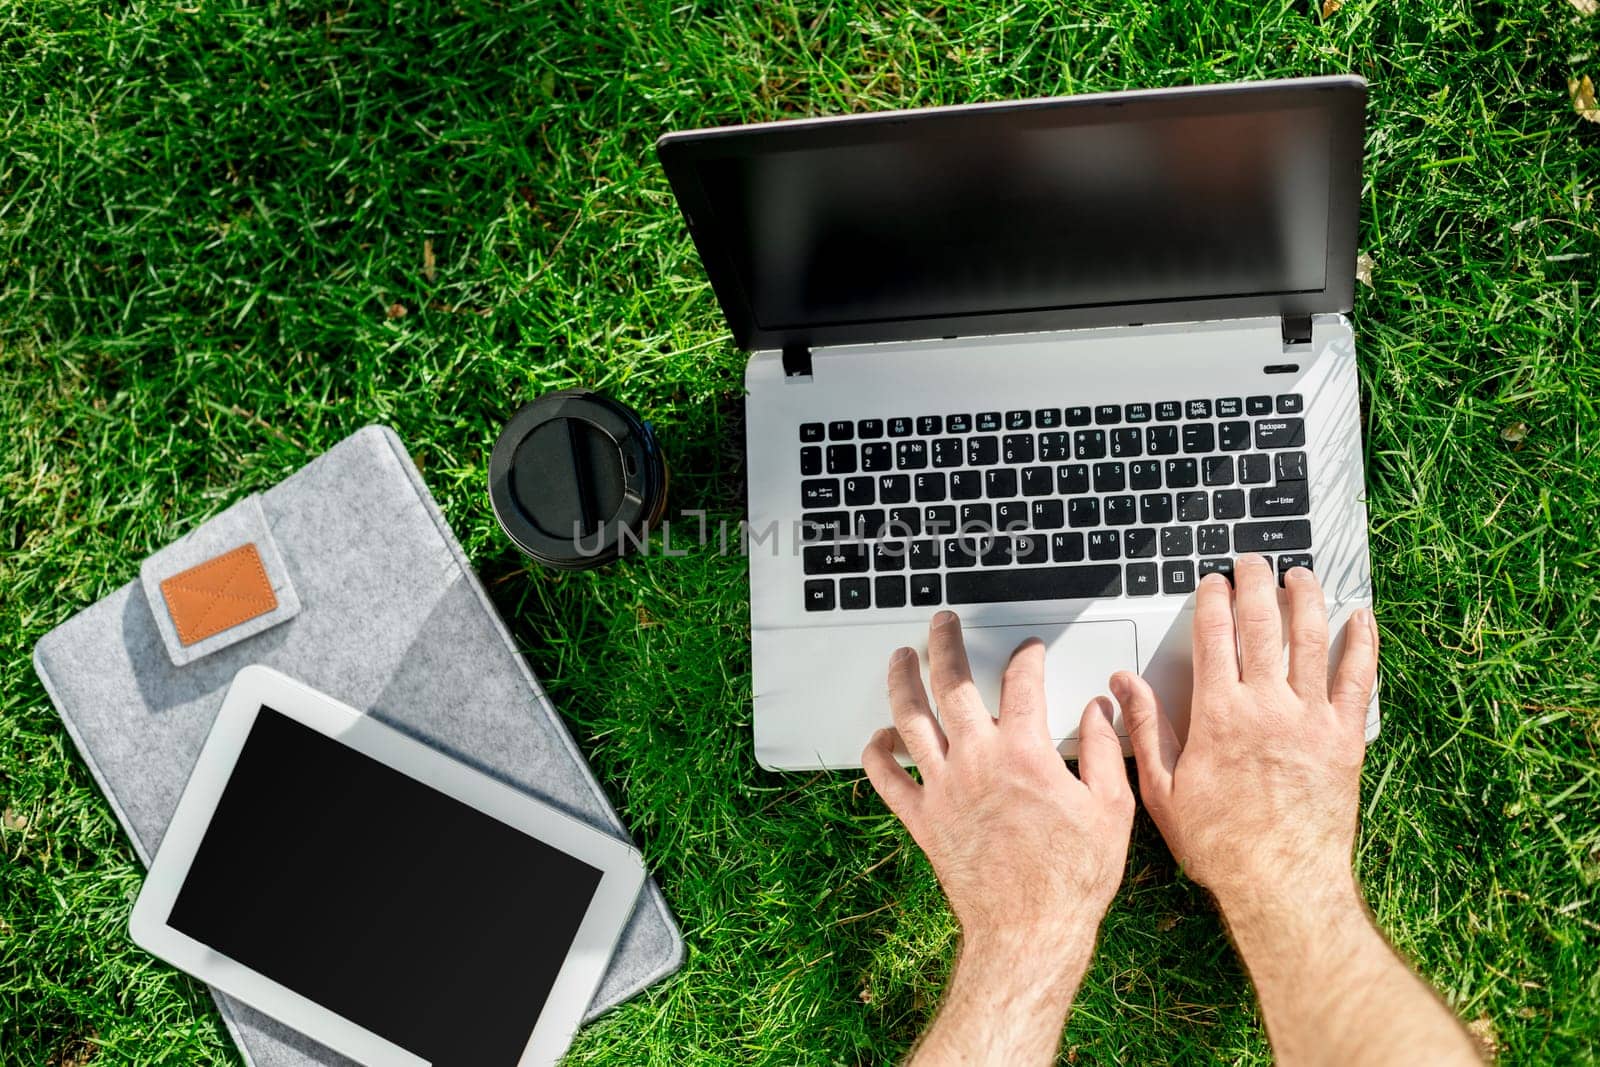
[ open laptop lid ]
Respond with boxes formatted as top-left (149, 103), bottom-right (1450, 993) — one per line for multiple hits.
top-left (657, 76), bottom-right (1364, 353)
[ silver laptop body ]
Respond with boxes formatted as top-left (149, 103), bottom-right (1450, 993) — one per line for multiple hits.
top-left (659, 76), bottom-right (1377, 770)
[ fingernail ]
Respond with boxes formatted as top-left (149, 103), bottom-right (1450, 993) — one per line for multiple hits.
top-left (890, 646), bottom-right (916, 665)
top-left (931, 609), bottom-right (956, 626)
top-left (1108, 673), bottom-right (1129, 700)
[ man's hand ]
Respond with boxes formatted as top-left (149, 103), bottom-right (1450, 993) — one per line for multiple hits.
top-left (1115, 555), bottom-right (1481, 1066)
top-left (862, 610), bottom-right (1134, 1066)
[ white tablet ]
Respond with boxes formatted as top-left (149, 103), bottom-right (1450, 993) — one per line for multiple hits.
top-left (130, 665), bottom-right (646, 1067)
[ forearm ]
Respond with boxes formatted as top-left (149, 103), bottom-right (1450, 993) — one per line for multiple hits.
top-left (906, 932), bottom-right (1093, 1067)
top-left (1219, 878), bottom-right (1481, 1067)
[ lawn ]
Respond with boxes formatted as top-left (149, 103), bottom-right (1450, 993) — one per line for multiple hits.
top-left (3, 0), bottom-right (1599, 1064)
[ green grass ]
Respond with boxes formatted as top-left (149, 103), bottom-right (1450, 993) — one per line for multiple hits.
top-left (3, 0), bottom-right (1599, 1063)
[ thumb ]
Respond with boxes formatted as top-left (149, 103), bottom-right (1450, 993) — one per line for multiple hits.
top-left (1111, 670), bottom-right (1178, 812)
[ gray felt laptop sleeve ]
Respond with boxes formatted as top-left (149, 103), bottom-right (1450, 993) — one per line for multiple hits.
top-left (32, 424), bottom-right (683, 1067)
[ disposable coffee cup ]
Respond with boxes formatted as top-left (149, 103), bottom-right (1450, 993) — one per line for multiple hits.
top-left (488, 389), bottom-right (668, 570)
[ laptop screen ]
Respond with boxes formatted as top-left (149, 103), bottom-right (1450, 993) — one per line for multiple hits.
top-left (660, 80), bottom-right (1363, 348)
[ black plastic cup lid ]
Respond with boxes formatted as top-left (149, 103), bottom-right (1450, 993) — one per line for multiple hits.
top-left (488, 390), bottom-right (666, 570)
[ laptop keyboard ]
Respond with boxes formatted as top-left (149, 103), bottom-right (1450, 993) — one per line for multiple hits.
top-left (796, 395), bottom-right (1312, 612)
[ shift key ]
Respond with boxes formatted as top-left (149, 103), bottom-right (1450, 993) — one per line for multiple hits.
top-left (1234, 520), bottom-right (1312, 553)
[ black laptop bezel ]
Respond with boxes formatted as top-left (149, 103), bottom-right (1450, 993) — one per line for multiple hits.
top-left (656, 75), bottom-right (1365, 352)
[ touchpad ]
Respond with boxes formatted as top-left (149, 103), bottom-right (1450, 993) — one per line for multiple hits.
top-left (922, 620), bottom-right (1138, 741)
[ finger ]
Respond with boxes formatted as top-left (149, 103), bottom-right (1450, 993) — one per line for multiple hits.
top-left (1233, 554), bottom-right (1285, 684)
top-left (1076, 695), bottom-right (1133, 804)
top-left (926, 610), bottom-right (991, 735)
top-left (998, 638), bottom-right (1051, 745)
top-left (887, 646), bottom-right (947, 769)
top-left (1330, 607), bottom-right (1380, 724)
top-left (1111, 670), bottom-right (1177, 808)
top-left (862, 728), bottom-right (923, 824)
top-left (1283, 565), bottom-right (1330, 701)
top-left (1192, 572), bottom-right (1240, 689)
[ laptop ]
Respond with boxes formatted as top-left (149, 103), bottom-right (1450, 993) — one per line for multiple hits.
top-left (657, 75), bottom-right (1378, 770)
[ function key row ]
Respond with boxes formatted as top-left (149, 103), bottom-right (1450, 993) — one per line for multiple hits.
top-left (798, 395), bottom-right (1302, 442)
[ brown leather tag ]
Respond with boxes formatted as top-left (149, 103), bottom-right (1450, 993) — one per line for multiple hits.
top-left (159, 542), bottom-right (278, 646)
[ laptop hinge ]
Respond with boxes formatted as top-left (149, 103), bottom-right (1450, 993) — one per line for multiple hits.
top-left (782, 343), bottom-right (814, 379)
top-left (1280, 313), bottom-right (1313, 349)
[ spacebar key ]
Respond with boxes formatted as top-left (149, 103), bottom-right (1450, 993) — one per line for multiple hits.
top-left (946, 565), bottom-right (1122, 605)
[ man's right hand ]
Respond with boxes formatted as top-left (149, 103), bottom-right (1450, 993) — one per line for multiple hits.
top-left (1111, 553), bottom-right (1376, 905)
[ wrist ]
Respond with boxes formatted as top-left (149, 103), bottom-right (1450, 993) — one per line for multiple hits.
top-left (1215, 870), bottom-right (1369, 962)
top-left (957, 922), bottom-right (1097, 1004)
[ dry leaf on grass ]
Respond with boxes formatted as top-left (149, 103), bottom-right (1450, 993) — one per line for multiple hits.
top-left (1572, 75), bottom-right (1600, 123)
top-left (386, 302), bottom-right (408, 319)
top-left (1356, 251), bottom-right (1376, 287)
top-left (1321, 0), bottom-right (1344, 16)
top-left (1501, 422), bottom-right (1529, 447)
top-left (422, 238), bottom-right (436, 283)
top-left (1466, 1014), bottom-right (1500, 1060)
top-left (2, 807), bottom-right (27, 830)
top-left (1571, 0), bottom-right (1598, 16)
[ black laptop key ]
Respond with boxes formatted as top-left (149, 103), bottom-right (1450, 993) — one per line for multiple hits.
top-left (875, 575), bottom-right (907, 608)
top-left (1276, 393), bottom-right (1304, 414)
top-left (855, 509), bottom-right (887, 540)
top-left (1013, 534), bottom-right (1049, 565)
top-left (844, 476), bottom-right (875, 507)
top-left (1030, 499), bottom-right (1065, 529)
top-left (1039, 431), bottom-right (1071, 461)
top-left (976, 411), bottom-right (1002, 432)
top-left (985, 468), bottom-right (1018, 498)
top-left (1093, 462), bottom-right (1126, 493)
top-left (1165, 458), bottom-right (1199, 488)
top-left (1020, 466), bottom-right (1053, 497)
top-left (1181, 424), bottom-right (1215, 454)
top-left (947, 413), bottom-right (973, 433)
top-left (888, 507), bottom-right (921, 537)
top-left (967, 435), bottom-right (999, 466)
top-left (800, 446), bottom-right (822, 476)
top-left (1198, 557), bottom-right (1235, 582)
top-left (1034, 408), bottom-right (1061, 428)
top-left (1156, 401), bottom-right (1182, 421)
top-left (828, 420), bottom-right (854, 441)
top-left (1185, 399), bottom-right (1212, 420)
top-left (1124, 527), bottom-right (1157, 558)
top-left (909, 573), bottom-right (942, 606)
top-left (1250, 481), bottom-right (1309, 517)
top-left (1216, 397), bottom-right (1243, 418)
top-left (1233, 520), bottom-right (1312, 553)
top-left (804, 579), bottom-right (835, 611)
top-left (946, 563), bottom-right (1122, 604)
top-left (826, 444), bottom-right (856, 474)
top-left (932, 437), bottom-right (963, 468)
top-left (1104, 495), bottom-right (1137, 526)
top-left (1254, 418), bottom-right (1305, 449)
top-left (959, 502), bottom-right (992, 531)
top-left (1219, 421), bottom-right (1251, 451)
top-left (1177, 491), bottom-right (1209, 522)
top-left (923, 505), bottom-right (957, 535)
top-left (917, 415), bottom-right (942, 436)
top-left (1277, 553), bottom-right (1314, 583)
top-left (1110, 428), bottom-right (1142, 458)
top-left (1065, 405), bottom-right (1092, 426)
top-left (896, 440), bottom-right (929, 469)
top-left (1057, 464), bottom-right (1090, 495)
top-left (1239, 454), bottom-right (1271, 484)
top-left (1129, 460), bottom-right (1162, 490)
top-left (980, 536), bottom-right (1012, 567)
top-left (800, 422), bottom-right (825, 443)
top-left (862, 442), bottom-right (892, 471)
top-left (909, 539), bottom-right (941, 570)
top-left (1006, 410), bottom-right (1032, 430)
top-left (888, 416), bottom-right (913, 437)
top-left (879, 474), bottom-right (912, 504)
top-left (1003, 434), bottom-right (1035, 464)
top-left (1202, 455), bottom-right (1234, 486)
top-left (1276, 451), bottom-right (1308, 481)
top-left (1126, 562), bottom-right (1159, 596)
top-left (1052, 532), bottom-right (1085, 562)
top-left (993, 500), bottom-right (1027, 532)
top-left (1146, 425), bottom-right (1180, 455)
top-left (1246, 395), bottom-right (1273, 415)
top-left (1068, 497), bottom-right (1100, 528)
top-left (804, 543), bottom-right (868, 575)
top-left (913, 472), bottom-right (945, 503)
top-left (1095, 404), bottom-right (1121, 425)
top-left (1140, 492), bottom-right (1174, 525)
top-left (1125, 403), bottom-right (1152, 423)
top-left (1074, 430), bottom-right (1107, 460)
top-left (799, 510), bottom-right (848, 541)
top-left (1088, 530), bottom-right (1120, 560)
top-left (950, 470), bottom-right (983, 500)
top-left (802, 478), bottom-right (840, 508)
top-left (1162, 560), bottom-right (1196, 594)
top-left (1160, 526), bottom-right (1193, 557)
top-left (857, 418), bottom-right (883, 439)
top-left (943, 537), bottom-right (979, 569)
top-left (1197, 524), bottom-right (1229, 555)
top-left (1213, 489), bottom-right (1246, 520)
top-left (840, 577), bottom-right (871, 610)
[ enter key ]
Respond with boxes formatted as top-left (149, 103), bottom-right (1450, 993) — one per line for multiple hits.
top-left (1249, 480), bottom-right (1310, 517)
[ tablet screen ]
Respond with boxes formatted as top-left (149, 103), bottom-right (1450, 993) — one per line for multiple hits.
top-left (166, 706), bottom-right (604, 1064)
